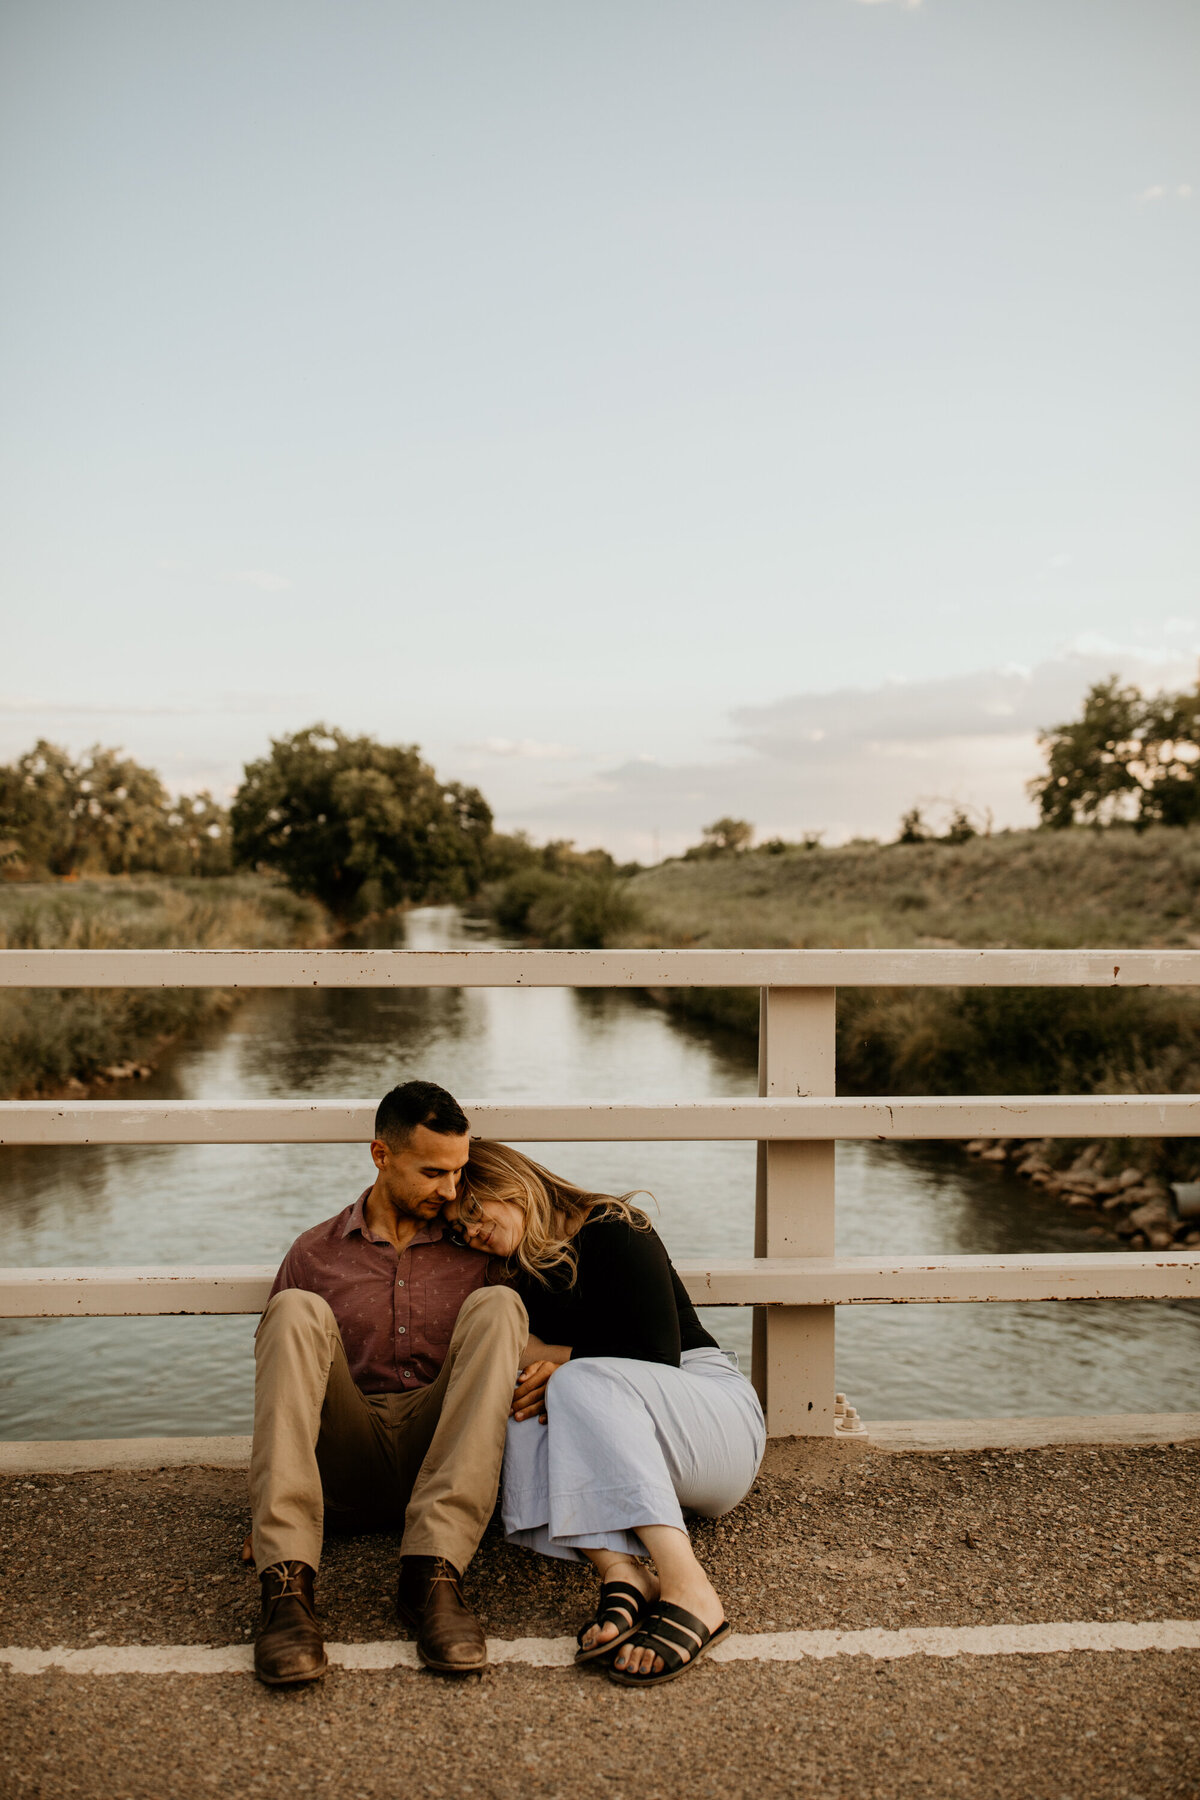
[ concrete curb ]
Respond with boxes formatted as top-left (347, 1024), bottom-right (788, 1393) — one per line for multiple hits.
top-left (2, 1414), bottom-right (1198, 1475)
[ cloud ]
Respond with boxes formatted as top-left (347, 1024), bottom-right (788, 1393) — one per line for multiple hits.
top-left (0, 691), bottom-right (317, 722)
top-left (1136, 184), bottom-right (1193, 205)
top-left (496, 645), bottom-right (1200, 857)
top-left (462, 737), bottom-right (584, 761)
top-left (228, 569), bottom-right (292, 592)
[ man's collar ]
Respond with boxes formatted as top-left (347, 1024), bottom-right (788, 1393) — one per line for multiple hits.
top-left (341, 1189), bottom-right (445, 1247)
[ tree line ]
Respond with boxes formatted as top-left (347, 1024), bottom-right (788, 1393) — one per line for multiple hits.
top-left (3, 674), bottom-right (1198, 910)
top-left (0, 726), bottom-right (495, 918)
top-left (679, 674), bottom-right (1200, 857)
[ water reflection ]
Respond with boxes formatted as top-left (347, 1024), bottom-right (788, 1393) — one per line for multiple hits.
top-left (0, 906), bottom-right (1195, 1436)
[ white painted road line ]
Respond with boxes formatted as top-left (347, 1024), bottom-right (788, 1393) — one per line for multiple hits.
top-left (2, 1619), bottom-right (1199, 1676)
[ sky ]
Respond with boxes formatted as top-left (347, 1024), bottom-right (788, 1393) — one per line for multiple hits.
top-left (1, 0), bottom-right (1197, 855)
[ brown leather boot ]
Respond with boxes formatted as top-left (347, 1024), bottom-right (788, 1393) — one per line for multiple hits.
top-left (254, 1561), bottom-right (328, 1687)
top-left (396, 1555), bottom-right (487, 1673)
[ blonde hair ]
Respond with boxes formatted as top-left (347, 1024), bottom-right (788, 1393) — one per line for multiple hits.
top-left (457, 1140), bottom-right (651, 1286)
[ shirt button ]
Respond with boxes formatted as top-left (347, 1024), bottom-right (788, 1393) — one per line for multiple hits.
top-left (403, 1369), bottom-right (412, 1379)
top-left (396, 1279), bottom-right (404, 1287)
top-left (398, 1325), bottom-right (406, 1334)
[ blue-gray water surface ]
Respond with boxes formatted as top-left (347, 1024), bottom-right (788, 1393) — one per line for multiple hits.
top-left (1, 906), bottom-right (1196, 1437)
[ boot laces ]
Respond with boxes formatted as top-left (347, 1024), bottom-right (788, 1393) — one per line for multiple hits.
top-left (262, 1560), bottom-right (313, 1616)
top-left (428, 1557), bottom-right (463, 1596)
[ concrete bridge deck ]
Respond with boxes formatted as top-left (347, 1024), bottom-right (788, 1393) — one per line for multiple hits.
top-left (2, 1425), bottom-right (1198, 1799)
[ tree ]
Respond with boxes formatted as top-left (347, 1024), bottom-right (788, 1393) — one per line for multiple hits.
top-left (231, 725), bottom-right (493, 915)
top-left (1029, 676), bottom-right (1200, 829)
top-left (683, 818), bottom-right (754, 859)
top-left (0, 740), bottom-right (232, 877)
top-left (896, 807), bottom-right (930, 845)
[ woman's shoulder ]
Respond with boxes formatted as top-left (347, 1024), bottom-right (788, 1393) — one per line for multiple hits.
top-left (577, 1211), bottom-right (666, 1263)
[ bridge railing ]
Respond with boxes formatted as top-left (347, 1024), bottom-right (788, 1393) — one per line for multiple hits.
top-left (1, 947), bottom-right (1198, 1437)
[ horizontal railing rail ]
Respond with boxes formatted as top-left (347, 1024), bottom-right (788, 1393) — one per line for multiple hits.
top-left (2, 1253), bottom-right (1195, 1317)
top-left (5, 1094), bottom-right (1200, 1144)
top-left (3, 946), bottom-right (1200, 988)
top-left (4, 946), bottom-right (1199, 1436)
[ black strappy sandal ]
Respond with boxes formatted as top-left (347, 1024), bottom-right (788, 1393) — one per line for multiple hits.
top-left (574, 1579), bottom-right (650, 1666)
top-left (607, 1601), bottom-right (732, 1687)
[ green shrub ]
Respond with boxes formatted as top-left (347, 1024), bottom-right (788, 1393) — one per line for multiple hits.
top-left (0, 877), bottom-right (327, 1096)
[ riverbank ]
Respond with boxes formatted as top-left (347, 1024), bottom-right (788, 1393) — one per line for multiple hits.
top-left (625, 833), bottom-right (1200, 1235)
top-left (0, 876), bottom-right (329, 1098)
top-left (483, 827), bottom-right (1200, 1218)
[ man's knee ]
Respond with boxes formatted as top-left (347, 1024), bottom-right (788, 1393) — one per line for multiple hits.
top-left (256, 1287), bottom-right (337, 1348)
top-left (453, 1284), bottom-right (527, 1341)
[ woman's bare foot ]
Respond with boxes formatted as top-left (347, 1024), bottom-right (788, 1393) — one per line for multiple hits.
top-left (610, 1525), bottom-right (725, 1678)
top-left (579, 1554), bottom-right (659, 1654)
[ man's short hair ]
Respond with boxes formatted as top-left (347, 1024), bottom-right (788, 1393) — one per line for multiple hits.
top-left (374, 1080), bottom-right (469, 1147)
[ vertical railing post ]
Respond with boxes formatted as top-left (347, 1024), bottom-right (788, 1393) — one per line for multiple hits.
top-left (751, 986), bottom-right (837, 1436)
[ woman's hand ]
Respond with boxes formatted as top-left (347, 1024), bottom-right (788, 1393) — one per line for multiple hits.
top-left (511, 1359), bottom-right (560, 1423)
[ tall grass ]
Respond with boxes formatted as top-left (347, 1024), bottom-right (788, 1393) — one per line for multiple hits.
top-left (0, 876), bottom-right (328, 1096)
top-left (612, 828), bottom-right (1200, 1179)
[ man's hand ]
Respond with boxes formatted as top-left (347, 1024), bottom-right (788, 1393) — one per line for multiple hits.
top-left (511, 1360), bottom-right (559, 1423)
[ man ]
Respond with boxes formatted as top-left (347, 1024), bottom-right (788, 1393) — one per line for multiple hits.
top-left (249, 1079), bottom-right (527, 1684)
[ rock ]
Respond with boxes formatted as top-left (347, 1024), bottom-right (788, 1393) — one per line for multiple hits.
top-left (979, 1147), bottom-right (1008, 1162)
top-left (1110, 1186), bottom-right (1155, 1208)
top-left (1146, 1227), bottom-right (1176, 1250)
top-left (1186, 1231), bottom-right (1200, 1246)
top-left (1129, 1197), bottom-right (1176, 1233)
top-left (1118, 1167), bottom-right (1145, 1190)
top-left (1016, 1158), bottom-right (1049, 1180)
top-left (965, 1140), bottom-right (991, 1156)
top-left (1129, 1232), bottom-right (1148, 1248)
top-left (1066, 1194), bottom-right (1098, 1211)
top-left (65, 1077), bottom-right (88, 1096)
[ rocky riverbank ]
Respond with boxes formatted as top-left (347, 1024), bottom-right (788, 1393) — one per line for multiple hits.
top-left (963, 1139), bottom-right (1200, 1249)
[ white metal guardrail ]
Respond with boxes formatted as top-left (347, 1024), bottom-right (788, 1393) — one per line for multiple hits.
top-left (1, 947), bottom-right (1198, 1437)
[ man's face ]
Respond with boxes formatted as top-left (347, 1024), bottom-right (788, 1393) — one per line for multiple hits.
top-left (370, 1125), bottom-right (471, 1223)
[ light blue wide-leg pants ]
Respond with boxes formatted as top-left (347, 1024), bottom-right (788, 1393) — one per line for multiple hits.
top-left (501, 1347), bottom-right (766, 1562)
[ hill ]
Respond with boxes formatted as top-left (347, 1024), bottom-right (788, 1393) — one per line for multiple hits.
top-left (609, 829), bottom-right (1200, 1195)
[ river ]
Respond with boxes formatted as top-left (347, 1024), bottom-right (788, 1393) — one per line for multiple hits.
top-left (1, 906), bottom-right (1197, 1438)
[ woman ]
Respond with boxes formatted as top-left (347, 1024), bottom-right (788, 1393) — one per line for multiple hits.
top-left (444, 1140), bottom-right (765, 1688)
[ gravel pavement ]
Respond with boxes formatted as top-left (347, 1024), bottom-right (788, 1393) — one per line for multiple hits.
top-left (2, 1438), bottom-right (1198, 1797)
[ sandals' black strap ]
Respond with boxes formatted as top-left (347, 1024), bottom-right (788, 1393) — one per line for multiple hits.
top-left (574, 1580), bottom-right (648, 1664)
top-left (607, 1601), bottom-right (732, 1687)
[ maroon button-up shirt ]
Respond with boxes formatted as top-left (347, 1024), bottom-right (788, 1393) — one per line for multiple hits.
top-left (268, 1189), bottom-right (495, 1393)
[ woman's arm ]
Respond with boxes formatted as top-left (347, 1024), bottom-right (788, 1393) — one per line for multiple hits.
top-left (512, 1333), bottom-right (572, 1422)
top-left (520, 1331), bottom-right (572, 1368)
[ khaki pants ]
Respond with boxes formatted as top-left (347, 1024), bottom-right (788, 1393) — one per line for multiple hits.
top-left (250, 1284), bottom-right (528, 1576)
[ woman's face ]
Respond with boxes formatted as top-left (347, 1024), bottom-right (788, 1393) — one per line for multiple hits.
top-left (443, 1191), bottom-right (527, 1257)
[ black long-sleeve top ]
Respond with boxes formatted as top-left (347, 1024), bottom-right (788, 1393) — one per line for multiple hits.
top-left (515, 1214), bottom-right (717, 1367)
